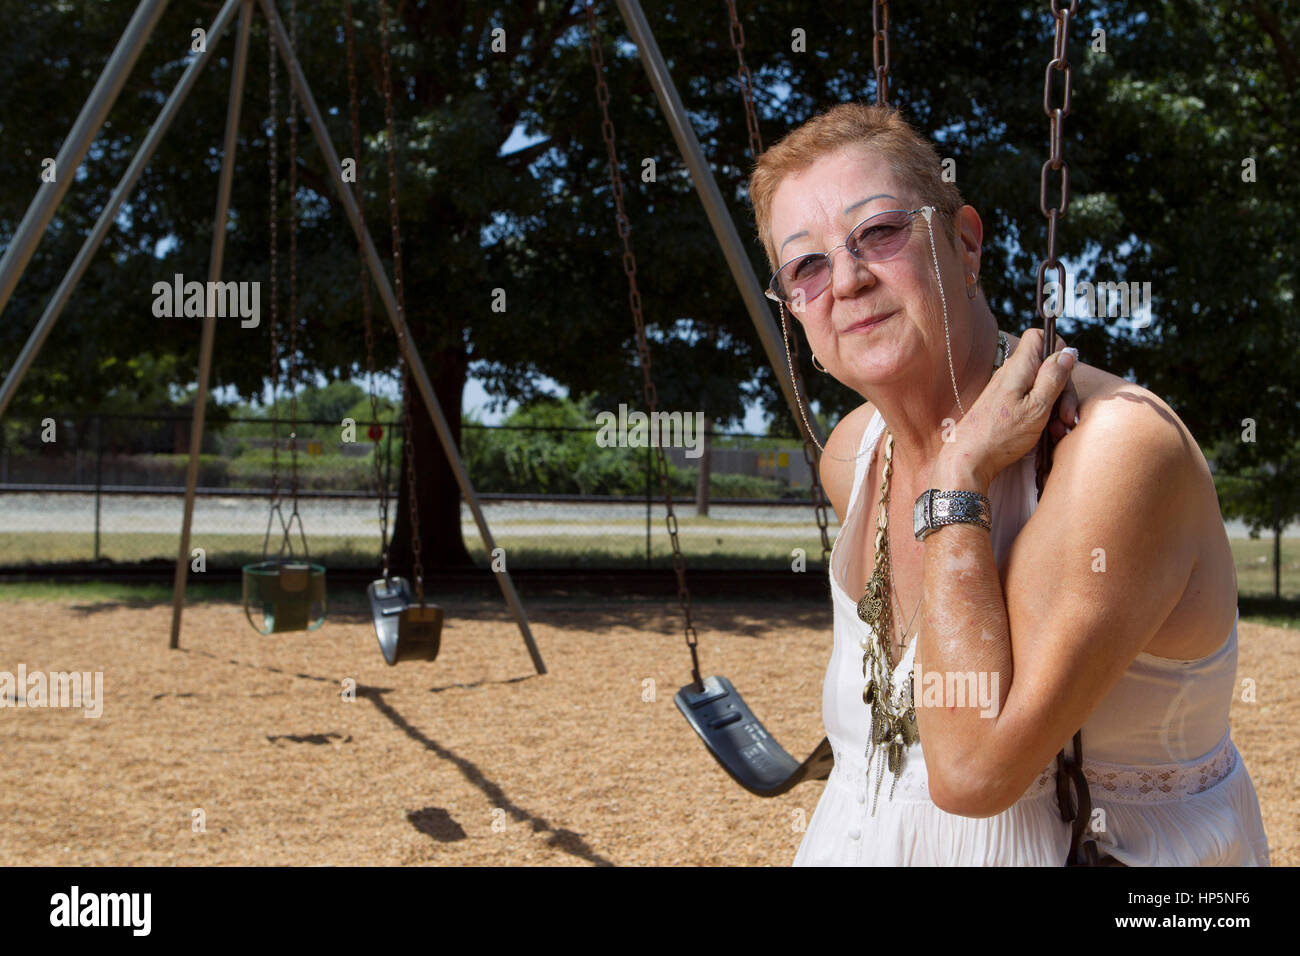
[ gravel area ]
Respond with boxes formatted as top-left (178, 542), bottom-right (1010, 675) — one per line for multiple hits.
top-left (0, 596), bottom-right (1293, 866)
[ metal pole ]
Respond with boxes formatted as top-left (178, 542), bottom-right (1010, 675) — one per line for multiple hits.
top-left (612, 0), bottom-right (824, 447)
top-left (94, 414), bottom-right (103, 561)
top-left (0, 0), bottom-right (170, 319)
top-left (169, 0), bottom-right (254, 650)
top-left (1274, 492), bottom-right (1281, 601)
top-left (0, 0), bottom-right (245, 422)
top-left (258, 0), bottom-right (546, 674)
top-left (645, 441), bottom-right (651, 568)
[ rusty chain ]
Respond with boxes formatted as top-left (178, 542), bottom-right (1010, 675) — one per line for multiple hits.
top-left (267, 21), bottom-right (280, 507)
top-left (345, 0), bottom-right (393, 578)
top-left (1031, 0), bottom-right (1093, 863)
top-left (584, 1), bottom-right (702, 687)
top-left (1034, 0), bottom-right (1075, 495)
top-left (379, 0), bottom-right (425, 604)
top-left (723, 0), bottom-right (762, 161)
top-left (286, 0), bottom-right (301, 516)
top-left (872, 1), bottom-right (890, 106)
top-left (724, 2), bottom-right (832, 566)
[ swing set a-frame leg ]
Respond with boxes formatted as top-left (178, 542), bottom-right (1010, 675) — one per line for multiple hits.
top-left (258, 0), bottom-right (546, 675)
top-left (171, 0), bottom-right (255, 650)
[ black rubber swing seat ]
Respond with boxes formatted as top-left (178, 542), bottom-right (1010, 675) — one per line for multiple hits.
top-left (368, 576), bottom-right (444, 666)
top-left (675, 675), bottom-right (834, 797)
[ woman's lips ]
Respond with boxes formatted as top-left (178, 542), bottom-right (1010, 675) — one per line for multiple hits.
top-left (840, 310), bottom-right (895, 334)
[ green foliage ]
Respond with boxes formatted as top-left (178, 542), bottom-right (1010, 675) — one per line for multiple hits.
top-left (461, 395), bottom-right (645, 495)
top-left (297, 380), bottom-right (366, 424)
top-left (223, 450), bottom-right (376, 491)
top-left (460, 395), bottom-right (794, 498)
top-left (2, 0), bottom-right (1295, 535)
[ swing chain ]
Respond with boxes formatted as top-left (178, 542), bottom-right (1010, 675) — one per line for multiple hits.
top-left (1034, 2), bottom-right (1076, 496)
top-left (379, 0), bottom-right (425, 604)
top-left (723, 0), bottom-right (762, 162)
top-left (724, 3), bottom-right (832, 566)
top-left (286, 0), bottom-right (302, 519)
top-left (267, 21), bottom-right (281, 507)
top-left (1036, 0), bottom-right (1076, 338)
top-left (401, 373), bottom-right (424, 602)
top-left (585, 1), bottom-right (701, 686)
top-left (872, 1), bottom-right (890, 106)
top-left (345, 0), bottom-right (393, 579)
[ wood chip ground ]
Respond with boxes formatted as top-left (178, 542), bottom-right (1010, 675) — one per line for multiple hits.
top-left (1, 596), bottom-right (1293, 866)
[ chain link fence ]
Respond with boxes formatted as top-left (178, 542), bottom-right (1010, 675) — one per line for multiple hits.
top-left (0, 412), bottom-right (838, 574)
top-left (1, 411), bottom-right (1296, 596)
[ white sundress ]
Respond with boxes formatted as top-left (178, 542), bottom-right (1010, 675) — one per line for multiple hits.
top-left (793, 408), bottom-right (1271, 866)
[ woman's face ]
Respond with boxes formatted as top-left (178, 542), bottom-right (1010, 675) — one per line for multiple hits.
top-left (767, 146), bottom-right (967, 393)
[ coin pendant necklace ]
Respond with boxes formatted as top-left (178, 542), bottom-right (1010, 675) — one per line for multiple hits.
top-left (855, 428), bottom-right (920, 813)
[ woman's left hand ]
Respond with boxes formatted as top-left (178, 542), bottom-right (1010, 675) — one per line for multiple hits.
top-left (939, 328), bottom-right (1078, 488)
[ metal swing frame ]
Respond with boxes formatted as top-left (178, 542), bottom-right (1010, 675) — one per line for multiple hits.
top-left (0, 0), bottom-right (545, 674)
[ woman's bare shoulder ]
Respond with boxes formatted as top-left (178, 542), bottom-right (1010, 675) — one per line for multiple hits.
top-left (1052, 361), bottom-right (1212, 545)
top-left (1015, 360), bottom-right (1232, 658)
top-left (820, 402), bottom-right (877, 519)
top-left (1069, 361), bottom-right (1196, 452)
top-left (825, 401), bottom-right (877, 457)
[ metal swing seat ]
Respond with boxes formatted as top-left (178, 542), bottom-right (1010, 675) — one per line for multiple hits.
top-left (241, 504), bottom-right (326, 634)
top-left (676, 676), bottom-right (834, 796)
top-left (359, 419), bottom-right (445, 665)
top-left (368, 575), bottom-right (443, 665)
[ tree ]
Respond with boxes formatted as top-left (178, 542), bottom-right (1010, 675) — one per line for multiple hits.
top-left (2, 0), bottom-right (1294, 574)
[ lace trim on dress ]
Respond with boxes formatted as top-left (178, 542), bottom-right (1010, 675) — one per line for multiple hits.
top-left (827, 733), bottom-right (1238, 807)
top-left (1085, 733), bottom-right (1238, 805)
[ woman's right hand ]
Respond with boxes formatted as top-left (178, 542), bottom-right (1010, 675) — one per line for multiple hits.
top-left (1001, 331), bottom-right (1079, 441)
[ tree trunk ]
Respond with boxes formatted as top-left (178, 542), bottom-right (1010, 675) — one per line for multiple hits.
top-left (390, 344), bottom-right (474, 577)
top-left (1273, 492), bottom-right (1282, 600)
top-left (695, 415), bottom-right (712, 517)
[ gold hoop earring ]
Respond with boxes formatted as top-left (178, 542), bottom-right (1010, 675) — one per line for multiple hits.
top-left (966, 272), bottom-right (978, 300)
top-left (811, 354), bottom-right (828, 373)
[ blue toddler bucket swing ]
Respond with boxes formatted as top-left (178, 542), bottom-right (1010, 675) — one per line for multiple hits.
top-left (242, 498), bottom-right (326, 635)
top-left (241, 29), bottom-right (325, 638)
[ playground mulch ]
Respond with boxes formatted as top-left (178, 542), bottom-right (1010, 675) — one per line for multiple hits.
top-left (0, 595), bottom-right (1295, 866)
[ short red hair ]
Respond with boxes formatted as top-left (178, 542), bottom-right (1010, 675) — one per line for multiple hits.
top-left (748, 102), bottom-right (965, 271)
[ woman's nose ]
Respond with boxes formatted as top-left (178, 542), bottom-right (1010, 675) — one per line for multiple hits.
top-left (828, 244), bottom-right (876, 297)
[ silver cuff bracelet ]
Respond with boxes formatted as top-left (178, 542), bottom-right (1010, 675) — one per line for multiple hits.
top-left (913, 489), bottom-right (992, 541)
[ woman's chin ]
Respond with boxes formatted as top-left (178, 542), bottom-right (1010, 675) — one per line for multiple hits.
top-left (835, 350), bottom-right (909, 388)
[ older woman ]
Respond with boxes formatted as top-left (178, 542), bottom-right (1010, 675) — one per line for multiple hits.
top-left (749, 103), bottom-right (1270, 866)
